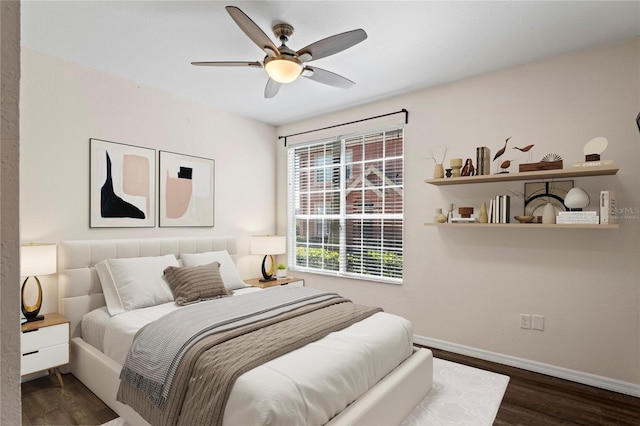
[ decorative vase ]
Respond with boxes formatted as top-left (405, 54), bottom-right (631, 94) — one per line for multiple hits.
top-left (445, 168), bottom-right (453, 178)
top-left (434, 208), bottom-right (443, 223)
top-left (479, 202), bottom-right (488, 223)
top-left (437, 212), bottom-right (448, 223)
top-left (450, 158), bottom-right (463, 177)
top-left (542, 202), bottom-right (556, 224)
top-left (433, 163), bottom-right (444, 179)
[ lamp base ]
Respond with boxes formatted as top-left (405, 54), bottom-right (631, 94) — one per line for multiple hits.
top-left (24, 315), bottom-right (45, 323)
top-left (258, 277), bottom-right (277, 283)
top-left (22, 276), bottom-right (43, 322)
top-left (260, 254), bottom-right (276, 281)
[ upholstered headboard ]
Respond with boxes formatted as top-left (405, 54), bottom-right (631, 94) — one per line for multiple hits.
top-left (58, 237), bottom-right (238, 338)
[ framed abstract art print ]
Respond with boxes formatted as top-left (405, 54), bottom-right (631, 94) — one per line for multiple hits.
top-left (90, 138), bottom-right (156, 228)
top-left (159, 151), bottom-right (215, 227)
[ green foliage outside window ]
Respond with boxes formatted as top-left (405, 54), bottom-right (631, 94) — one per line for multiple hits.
top-left (295, 246), bottom-right (402, 278)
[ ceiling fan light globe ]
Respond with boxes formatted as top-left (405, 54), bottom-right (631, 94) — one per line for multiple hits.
top-left (265, 58), bottom-right (303, 83)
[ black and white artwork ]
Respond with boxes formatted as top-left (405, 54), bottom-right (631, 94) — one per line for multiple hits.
top-left (90, 138), bottom-right (156, 228)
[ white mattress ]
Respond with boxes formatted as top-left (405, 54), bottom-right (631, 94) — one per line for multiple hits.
top-left (81, 289), bottom-right (414, 425)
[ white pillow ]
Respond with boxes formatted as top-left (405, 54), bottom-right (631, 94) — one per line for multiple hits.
top-left (95, 254), bottom-right (179, 316)
top-left (180, 250), bottom-right (248, 290)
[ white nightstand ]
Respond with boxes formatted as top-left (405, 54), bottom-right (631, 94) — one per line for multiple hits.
top-left (21, 313), bottom-right (70, 387)
top-left (245, 276), bottom-right (305, 289)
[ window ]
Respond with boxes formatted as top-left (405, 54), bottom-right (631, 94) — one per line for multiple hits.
top-left (287, 126), bottom-right (403, 283)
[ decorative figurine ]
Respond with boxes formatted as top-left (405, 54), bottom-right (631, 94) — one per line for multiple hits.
top-left (460, 158), bottom-right (475, 176)
top-left (513, 144), bottom-right (535, 162)
top-left (493, 137), bottom-right (511, 161)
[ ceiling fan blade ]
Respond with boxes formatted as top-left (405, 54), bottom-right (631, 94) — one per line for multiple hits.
top-left (297, 29), bottom-right (367, 62)
top-left (191, 61), bottom-right (262, 68)
top-left (225, 6), bottom-right (280, 57)
top-left (265, 78), bottom-right (281, 98)
top-left (302, 66), bottom-right (355, 89)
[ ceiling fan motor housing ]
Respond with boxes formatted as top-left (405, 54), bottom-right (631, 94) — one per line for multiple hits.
top-left (273, 23), bottom-right (294, 42)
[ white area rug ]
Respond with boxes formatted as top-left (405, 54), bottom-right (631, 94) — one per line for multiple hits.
top-left (401, 358), bottom-right (509, 425)
top-left (102, 358), bottom-right (509, 426)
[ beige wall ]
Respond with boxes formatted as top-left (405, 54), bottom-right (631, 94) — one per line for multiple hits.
top-left (277, 39), bottom-right (640, 388)
top-left (18, 33), bottom-right (640, 394)
top-left (1, 1), bottom-right (22, 423)
top-left (20, 48), bottom-right (278, 315)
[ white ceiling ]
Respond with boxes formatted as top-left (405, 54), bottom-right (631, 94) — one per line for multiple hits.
top-left (21, 1), bottom-right (640, 126)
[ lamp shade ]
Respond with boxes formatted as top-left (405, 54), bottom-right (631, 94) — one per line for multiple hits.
top-left (21, 243), bottom-right (57, 277)
top-left (564, 187), bottom-right (590, 210)
top-left (264, 57), bottom-right (303, 83)
top-left (251, 235), bottom-right (286, 255)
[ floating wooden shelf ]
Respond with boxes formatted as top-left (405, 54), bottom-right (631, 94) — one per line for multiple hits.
top-left (424, 223), bottom-right (619, 229)
top-left (424, 164), bottom-right (619, 186)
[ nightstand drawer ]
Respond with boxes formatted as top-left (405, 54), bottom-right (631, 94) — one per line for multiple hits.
top-left (21, 342), bottom-right (69, 375)
top-left (21, 323), bottom-right (68, 353)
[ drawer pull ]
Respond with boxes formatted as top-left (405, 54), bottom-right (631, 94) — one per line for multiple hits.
top-left (23, 350), bottom-right (39, 356)
top-left (22, 329), bottom-right (39, 334)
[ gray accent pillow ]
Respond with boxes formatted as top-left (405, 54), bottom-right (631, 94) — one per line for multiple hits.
top-left (180, 250), bottom-right (248, 290)
top-left (164, 261), bottom-right (231, 306)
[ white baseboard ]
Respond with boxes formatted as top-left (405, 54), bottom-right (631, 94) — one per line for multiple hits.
top-left (414, 335), bottom-right (640, 398)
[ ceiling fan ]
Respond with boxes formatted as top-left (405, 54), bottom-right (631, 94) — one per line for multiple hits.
top-left (191, 6), bottom-right (367, 98)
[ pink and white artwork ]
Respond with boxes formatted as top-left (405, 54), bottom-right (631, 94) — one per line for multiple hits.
top-left (90, 138), bottom-right (156, 228)
top-left (159, 151), bottom-right (214, 227)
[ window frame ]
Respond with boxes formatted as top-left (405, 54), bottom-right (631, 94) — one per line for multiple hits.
top-left (286, 125), bottom-right (404, 284)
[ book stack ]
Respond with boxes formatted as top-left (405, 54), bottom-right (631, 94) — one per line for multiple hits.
top-left (557, 211), bottom-right (599, 224)
top-left (476, 146), bottom-right (490, 175)
top-left (489, 195), bottom-right (510, 223)
top-left (450, 217), bottom-right (478, 223)
top-left (600, 190), bottom-right (617, 224)
top-left (571, 159), bottom-right (614, 168)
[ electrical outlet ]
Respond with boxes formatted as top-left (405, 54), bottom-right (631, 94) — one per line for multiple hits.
top-left (532, 315), bottom-right (545, 331)
top-left (520, 314), bottom-right (531, 329)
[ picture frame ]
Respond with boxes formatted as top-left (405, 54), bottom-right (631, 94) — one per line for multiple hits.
top-left (90, 138), bottom-right (156, 228)
top-left (159, 151), bottom-right (215, 227)
top-left (524, 180), bottom-right (573, 218)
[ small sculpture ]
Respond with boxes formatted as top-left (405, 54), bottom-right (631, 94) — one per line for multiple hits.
top-left (583, 137), bottom-right (608, 162)
top-left (493, 137), bottom-right (511, 161)
top-left (513, 144), bottom-right (534, 152)
top-left (460, 158), bottom-right (475, 176)
top-left (513, 144), bottom-right (535, 162)
top-left (541, 153), bottom-right (562, 162)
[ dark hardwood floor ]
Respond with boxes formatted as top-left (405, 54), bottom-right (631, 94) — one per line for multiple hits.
top-left (22, 350), bottom-right (640, 425)
top-left (427, 347), bottom-right (640, 426)
top-left (21, 373), bottom-right (116, 426)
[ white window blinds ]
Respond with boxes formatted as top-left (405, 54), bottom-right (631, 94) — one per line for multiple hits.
top-left (287, 126), bottom-right (403, 283)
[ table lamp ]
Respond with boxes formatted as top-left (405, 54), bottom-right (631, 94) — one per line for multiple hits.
top-left (251, 235), bottom-right (286, 282)
top-left (21, 243), bottom-right (57, 322)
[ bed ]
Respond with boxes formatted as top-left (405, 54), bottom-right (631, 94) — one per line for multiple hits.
top-left (58, 237), bottom-right (433, 425)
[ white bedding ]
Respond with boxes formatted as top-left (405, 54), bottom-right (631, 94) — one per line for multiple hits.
top-left (81, 289), bottom-right (414, 425)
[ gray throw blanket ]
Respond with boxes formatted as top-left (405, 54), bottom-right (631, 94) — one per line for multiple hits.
top-left (119, 286), bottom-right (340, 408)
top-left (117, 293), bottom-right (382, 426)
